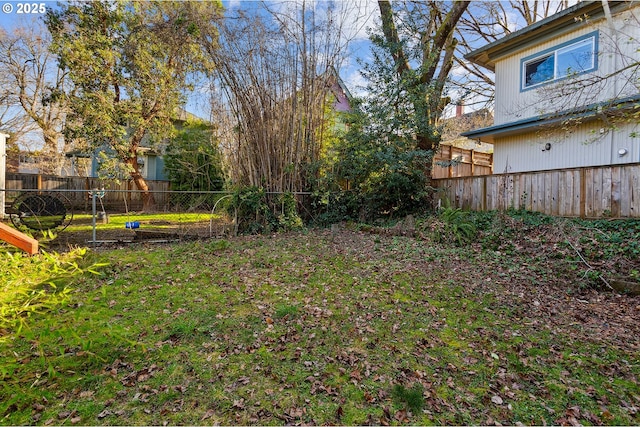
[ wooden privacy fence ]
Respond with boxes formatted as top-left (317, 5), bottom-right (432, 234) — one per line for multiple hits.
top-left (434, 164), bottom-right (640, 218)
top-left (4, 173), bottom-right (171, 211)
top-left (432, 145), bottom-right (493, 179)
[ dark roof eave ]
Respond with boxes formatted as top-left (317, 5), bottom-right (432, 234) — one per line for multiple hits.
top-left (464, 0), bottom-right (626, 71)
top-left (461, 95), bottom-right (640, 143)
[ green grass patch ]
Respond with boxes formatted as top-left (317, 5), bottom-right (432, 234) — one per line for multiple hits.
top-left (66, 212), bottom-right (218, 232)
top-left (1, 229), bottom-right (638, 425)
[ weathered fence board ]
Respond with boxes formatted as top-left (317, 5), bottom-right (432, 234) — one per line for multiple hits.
top-left (432, 145), bottom-right (493, 179)
top-left (4, 173), bottom-right (171, 211)
top-left (434, 164), bottom-right (640, 218)
top-left (629, 166), bottom-right (640, 215)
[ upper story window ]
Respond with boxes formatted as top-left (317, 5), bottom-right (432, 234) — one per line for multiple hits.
top-left (521, 32), bottom-right (598, 91)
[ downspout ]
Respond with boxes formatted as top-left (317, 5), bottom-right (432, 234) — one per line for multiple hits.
top-left (601, 0), bottom-right (613, 27)
top-left (601, 0), bottom-right (616, 95)
top-left (601, 0), bottom-right (618, 164)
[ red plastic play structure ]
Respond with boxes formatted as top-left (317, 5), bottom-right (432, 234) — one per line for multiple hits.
top-left (0, 222), bottom-right (38, 255)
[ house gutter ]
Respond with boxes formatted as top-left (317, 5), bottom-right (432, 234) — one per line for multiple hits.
top-left (461, 94), bottom-right (640, 143)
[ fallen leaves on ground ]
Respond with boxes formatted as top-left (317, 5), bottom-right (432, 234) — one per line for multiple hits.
top-left (2, 225), bottom-right (639, 425)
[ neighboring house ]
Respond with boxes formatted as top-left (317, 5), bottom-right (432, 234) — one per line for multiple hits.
top-left (82, 107), bottom-right (205, 181)
top-left (8, 151), bottom-right (81, 176)
top-left (7, 108), bottom-right (202, 180)
top-left (9, 146), bottom-right (166, 179)
top-left (324, 66), bottom-right (353, 136)
top-left (440, 105), bottom-right (493, 152)
top-left (326, 67), bottom-right (353, 114)
top-left (462, 0), bottom-right (640, 174)
top-left (13, 153), bottom-right (39, 174)
top-left (87, 146), bottom-right (167, 181)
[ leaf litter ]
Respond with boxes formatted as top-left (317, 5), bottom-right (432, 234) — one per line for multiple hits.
top-left (1, 223), bottom-right (639, 425)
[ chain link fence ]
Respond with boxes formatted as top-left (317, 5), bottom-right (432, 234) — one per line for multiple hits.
top-left (1, 188), bottom-right (236, 248)
top-left (1, 188), bottom-right (318, 249)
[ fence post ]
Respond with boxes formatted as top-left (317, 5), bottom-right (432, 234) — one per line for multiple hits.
top-left (91, 190), bottom-right (97, 245)
top-left (580, 167), bottom-right (586, 218)
top-left (449, 147), bottom-right (453, 178)
top-left (471, 150), bottom-right (475, 176)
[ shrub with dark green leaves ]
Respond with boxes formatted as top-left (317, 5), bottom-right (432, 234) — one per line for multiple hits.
top-left (225, 186), bottom-right (303, 234)
top-left (164, 119), bottom-right (226, 209)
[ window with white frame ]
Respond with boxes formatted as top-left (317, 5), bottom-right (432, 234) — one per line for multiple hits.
top-left (522, 32), bottom-right (597, 90)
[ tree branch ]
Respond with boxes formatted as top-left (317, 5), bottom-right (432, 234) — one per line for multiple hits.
top-left (378, 0), bottom-right (411, 75)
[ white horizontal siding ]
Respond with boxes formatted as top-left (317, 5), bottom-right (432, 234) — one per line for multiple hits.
top-left (493, 120), bottom-right (640, 173)
top-left (494, 7), bottom-right (640, 125)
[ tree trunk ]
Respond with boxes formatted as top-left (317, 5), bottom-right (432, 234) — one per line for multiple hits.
top-left (126, 156), bottom-right (156, 211)
top-left (377, 0), bottom-right (470, 180)
top-left (41, 131), bottom-right (61, 175)
top-left (416, 133), bottom-right (439, 152)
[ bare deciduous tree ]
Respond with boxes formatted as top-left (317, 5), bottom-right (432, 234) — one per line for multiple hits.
top-left (209, 1), bottom-right (363, 193)
top-left (452, 1), bottom-right (572, 109)
top-left (0, 20), bottom-right (69, 173)
top-left (376, 0), bottom-right (471, 152)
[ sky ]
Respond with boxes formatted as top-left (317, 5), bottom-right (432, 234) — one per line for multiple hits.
top-left (0, 0), bottom-right (547, 150)
top-left (221, 0), bottom-right (379, 94)
top-left (0, 0), bottom-right (378, 88)
top-left (0, 1), bottom-right (58, 28)
top-left (0, 0), bottom-right (378, 126)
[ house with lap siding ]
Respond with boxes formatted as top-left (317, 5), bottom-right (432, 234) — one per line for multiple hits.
top-left (462, 0), bottom-right (640, 174)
